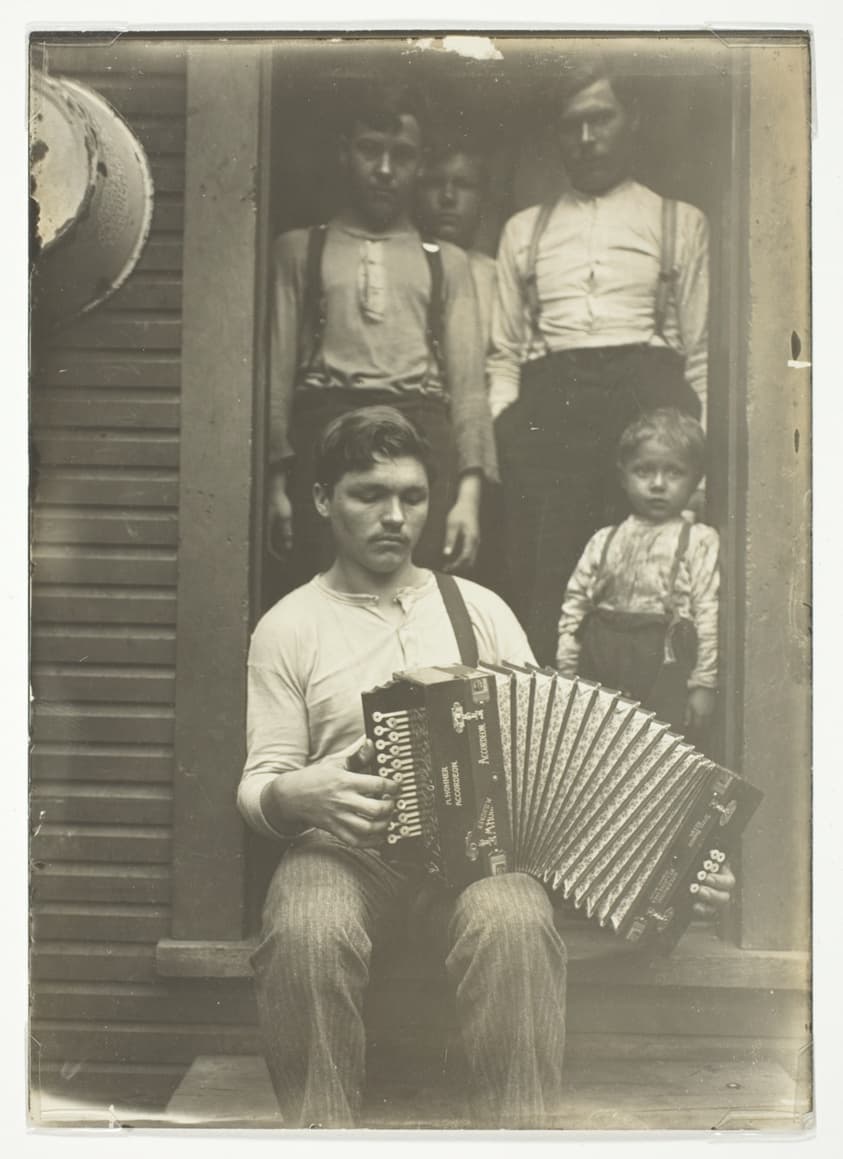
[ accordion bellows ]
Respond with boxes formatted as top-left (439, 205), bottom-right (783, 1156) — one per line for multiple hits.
top-left (362, 663), bottom-right (762, 951)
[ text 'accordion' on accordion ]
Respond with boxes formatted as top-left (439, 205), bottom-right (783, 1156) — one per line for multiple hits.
top-left (362, 663), bottom-right (763, 952)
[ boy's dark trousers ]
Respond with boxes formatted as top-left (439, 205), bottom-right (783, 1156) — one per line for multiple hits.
top-left (495, 344), bottom-right (698, 666)
top-left (576, 608), bottom-right (697, 733)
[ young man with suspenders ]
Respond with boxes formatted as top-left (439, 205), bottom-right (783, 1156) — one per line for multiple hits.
top-left (266, 84), bottom-right (497, 593)
top-left (489, 60), bottom-right (710, 665)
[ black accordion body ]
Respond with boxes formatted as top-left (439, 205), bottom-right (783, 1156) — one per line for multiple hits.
top-left (362, 663), bottom-right (762, 951)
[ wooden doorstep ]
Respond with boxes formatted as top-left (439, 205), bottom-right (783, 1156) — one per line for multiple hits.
top-left (154, 1051), bottom-right (810, 1132)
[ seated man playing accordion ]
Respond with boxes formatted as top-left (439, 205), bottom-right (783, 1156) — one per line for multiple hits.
top-left (237, 405), bottom-right (734, 1129)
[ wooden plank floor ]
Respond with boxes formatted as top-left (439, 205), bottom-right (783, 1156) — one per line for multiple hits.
top-left (31, 1045), bottom-right (811, 1131)
top-left (158, 1051), bottom-right (807, 1132)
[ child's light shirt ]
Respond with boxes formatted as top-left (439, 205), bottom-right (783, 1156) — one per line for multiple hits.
top-left (556, 514), bottom-right (719, 689)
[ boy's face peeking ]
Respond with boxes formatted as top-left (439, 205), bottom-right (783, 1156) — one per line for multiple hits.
top-left (620, 437), bottom-right (698, 522)
top-left (417, 152), bottom-right (485, 249)
top-left (341, 115), bottom-right (422, 231)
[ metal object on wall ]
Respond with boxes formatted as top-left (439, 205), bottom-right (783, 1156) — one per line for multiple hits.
top-left (29, 71), bottom-right (155, 327)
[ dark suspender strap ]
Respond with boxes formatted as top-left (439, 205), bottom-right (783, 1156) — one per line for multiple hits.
top-left (653, 197), bottom-right (678, 341)
top-left (661, 518), bottom-right (694, 663)
top-left (666, 518), bottom-right (693, 604)
top-left (301, 223), bottom-right (328, 372)
top-left (421, 240), bottom-right (446, 386)
top-left (524, 201), bottom-right (555, 346)
top-left (594, 524), bottom-right (620, 590)
top-left (435, 571), bottom-right (479, 667)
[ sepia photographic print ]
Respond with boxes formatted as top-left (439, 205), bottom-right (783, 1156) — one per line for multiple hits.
top-left (27, 24), bottom-right (813, 1137)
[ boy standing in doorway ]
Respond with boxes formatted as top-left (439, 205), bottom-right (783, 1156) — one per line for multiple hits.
top-left (267, 85), bottom-right (496, 589)
top-left (417, 139), bottom-right (497, 348)
top-left (417, 137), bottom-right (508, 596)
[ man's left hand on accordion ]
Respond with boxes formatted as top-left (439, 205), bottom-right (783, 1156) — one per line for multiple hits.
top-left (690, 860), bottom-right (735, 920)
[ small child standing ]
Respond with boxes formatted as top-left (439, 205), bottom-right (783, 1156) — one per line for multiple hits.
top-left (556, 408), bottom-right (719, 738)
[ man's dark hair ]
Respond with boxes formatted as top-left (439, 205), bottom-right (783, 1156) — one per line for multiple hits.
top-left (342, 80), bottom-right (429, 138)
top-left (314, 406), bottom-right (433, 493)
top-left (555, 54), bottom-right (639, 113)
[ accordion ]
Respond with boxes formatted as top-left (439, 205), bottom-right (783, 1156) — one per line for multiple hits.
top-left (362, 663), bottom-right (762, 951)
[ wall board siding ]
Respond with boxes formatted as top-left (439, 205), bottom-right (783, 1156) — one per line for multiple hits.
top-left (54, 315), bottom-right (182, 351)
top-left (108, 274), bottom-right (184, 312)
top-left (31, 627), bottom-right (176, 667)
top-left (32, 942), bottom-right (159, 984)
top-left (35, 432), bottom-right (180, 470)
top-left (32, 704), bottom-right (175, 745)
top-left (32, 903), bottom-right (172, 944)
top-left (32, 784), bottom-right (173, 825)
top-left (32, 392), bottom-right (180, 428)
top-left (32, 588), bottom-right (178, 626)
top-left (34, 469), bottom-right (179, 508)
top-left (32, 864), bottom-right (172, 905)
top-left (35, 352), bottom-right (181, 389)
top-left (32, 511), bottom-right (179, 549)
top-left (31, 825), bottom-right (172, 865)
top-left (31, 745), bottom-right (175, 784)
top-left (29, 38), bottom-right (190, 1103)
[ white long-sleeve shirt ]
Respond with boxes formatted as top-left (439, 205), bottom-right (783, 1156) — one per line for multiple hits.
top-left (487, 180), bottom-right (709, 425)
top-left (238, 572), bottom-right (535, 839)
top-left (556, 516), bottom-right (719, 690)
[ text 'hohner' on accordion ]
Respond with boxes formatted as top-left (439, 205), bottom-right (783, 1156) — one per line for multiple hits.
top-left (362, 663), bottom-right (763, 951)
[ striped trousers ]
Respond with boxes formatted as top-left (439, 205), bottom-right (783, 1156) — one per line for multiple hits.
top-left (250, 830), bottom-right (568, 1128)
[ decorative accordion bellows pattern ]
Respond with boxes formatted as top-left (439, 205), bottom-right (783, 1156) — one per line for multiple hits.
top-left (362, 663), bottom-right (762, 952)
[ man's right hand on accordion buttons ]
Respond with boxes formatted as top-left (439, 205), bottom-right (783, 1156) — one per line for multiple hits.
top-left (262, 742), bottom-right (399, 850)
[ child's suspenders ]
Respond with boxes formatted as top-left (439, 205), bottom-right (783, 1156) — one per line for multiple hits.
top-left (595, 519), bottom-right (692, 604)
top-left (299, 224), bottom-right (447, 384)
top-left (594, 519), bottom-right (694, 664)
top-left (523, 195), bottom-right (679, 345)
